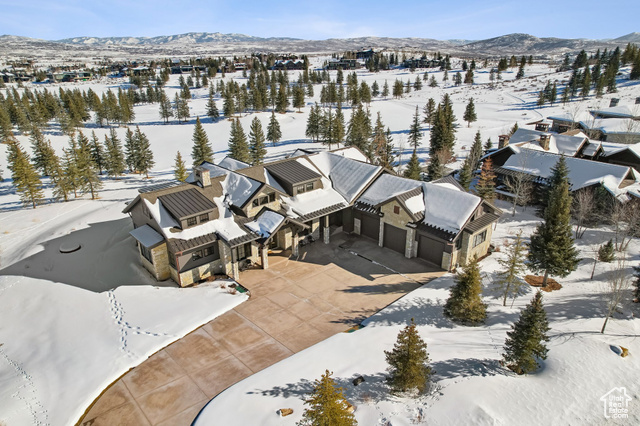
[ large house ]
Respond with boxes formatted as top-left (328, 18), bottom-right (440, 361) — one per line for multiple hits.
top-left (123, 148), bottom-right (501, 286)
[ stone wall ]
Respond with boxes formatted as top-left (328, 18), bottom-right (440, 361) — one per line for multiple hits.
top-left (458, 225), bottom-right (494, 267)
top-left (139, 242), bottom-right (170, 281)
top-left (245, 191), bottom-right (282, 218)
top-left (177, 259), bottom-right (222, 287)
top-left (380, 201), bottom-right (414, 258)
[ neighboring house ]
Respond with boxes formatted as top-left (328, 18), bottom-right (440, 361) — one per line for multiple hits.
top-left (326, 58), bottom-right (360, 70)
top-left (123, 149), bottom-right (501, 286)
top-left (548, 104), bottom-right (640, 144)
top-left (485, 145), bottom-right (640, 202)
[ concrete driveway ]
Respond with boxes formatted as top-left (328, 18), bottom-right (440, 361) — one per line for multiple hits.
top-left (80, 232), bottom-right (444, 426)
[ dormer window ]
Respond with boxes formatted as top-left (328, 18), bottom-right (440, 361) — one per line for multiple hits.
top-left (187, 217), bottom-right (197, 227)
top-left (199, 213), bottom-right (209, 223)
top-left (296, 182), bottom-right (315, 195)
top-left (252, 192), bottom-right (276, 208)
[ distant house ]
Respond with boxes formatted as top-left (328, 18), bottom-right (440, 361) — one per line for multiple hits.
top-left (123, 149), bottom-right (500, 286)
top-left (326, 58), bottom-right (360, 70)
top-left (272, 60), bottom-right (305, 71)
top-left (548, 104), bottom-right (640, 144)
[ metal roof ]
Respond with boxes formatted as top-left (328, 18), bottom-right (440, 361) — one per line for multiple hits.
top-left (129, 225), bottom-right (164, 248)
top-left (296, 202), bottom-right (347, 222)
top-left (158, 188), bottom-right (217, 220)
top-left (265, 160), bottom-right (322, 186)
top-left (138, 180), bottom-right (184, 194)
top-left (432, 175), bottom-right (465, 191)
top-left (463, 212), bottom-right (501, 234)
top-left (168, 233), bottom-right (218, 253)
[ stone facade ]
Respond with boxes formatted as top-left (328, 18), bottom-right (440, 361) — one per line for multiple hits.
top-left (457, 225), bottom-right (494, 267)
top-left (380, 201), bottom-right (415, 257)
top-left (177, 259), bottom-right (223, 286)
top-left (353, 217), bottom-right (361, 235)
top-left (139, 242), bottom-right (171, 281)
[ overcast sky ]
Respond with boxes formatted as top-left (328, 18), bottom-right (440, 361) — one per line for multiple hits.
top-left (1, 0), bottom-right (638, 41)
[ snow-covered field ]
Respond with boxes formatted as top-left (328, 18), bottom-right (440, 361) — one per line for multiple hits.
top-left (1, 57), bottom-right (639, 425)
top-left (194, 202), bottom-right (640, 425)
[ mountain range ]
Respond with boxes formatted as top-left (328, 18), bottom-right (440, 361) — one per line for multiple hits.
top-left (0, 31), bottom-right (638, 61)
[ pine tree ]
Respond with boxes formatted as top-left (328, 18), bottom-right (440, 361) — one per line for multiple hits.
top-left (276, 83), bottom-right (288, 113)
top-left (382, 80), bottom-right (390, 98)
top-left (372, 112), bottom-right (394, 168)
top-left (174, 151), bottom-right (188, 182)
top-left (502, 291), bottom-right (550, 375)
top-left (306, 103), bottom-right (322, 142)
top-left (75, 132), bottom-right (103, 199)
top-left (298, 370), bottom-right (357, 426)
top-left (385, 319), bottom-right (431, 394)
top-left (463, 98), bottom-right (477, 127)
top-left (407, 106), bottom-right (422, 151)
top-left (484, 137), bottom-right (493, 151)
top-left (457, 159), bottom-right (473, 191)
top-left (429, 95), bottom-right (456, 160)
top-left (191, 117), bottom-right (214, 166)
top-left (598, 239), bottom-right (615, 263)
top-left (7, 139), bottom-right (45, 208)
top-left (293, 85), bottom-right (305, 112)
top-left (104, 129), bottom-right (126, 177)
top-left (124, 127), bottom-right (139, 173)
top-left (249, 117), bottom-right (267, 165)
top-left (422, 98), bottom-right (436, 126)
top-left (528, 156), bottom-right (579, 287)
top-left (134, 126), bottom-right (154, 178)
top-left (468, 131), bottom-right (483, 171)
top-left (345, 104), bottom-right (372, 157)
top-left (426, 150), bottom-right (445, 181)
top-left (90, 131), bottom-right (105, 175)
top-left (444, 257), bottom-right (486, 325)
top-left (174, 93), bottom-right (189, 123)
top-left (159, 89), bottom-right (173, 123)
top-left (404, 151), bottom-right (421, 180)
top-left (228, 118), bottom-right (251, 163)
top-left (30, 127), bottom-right (57, 176)
top-left (266, 111), bottom-right (282, 147)
top-left (474, 157), bottom-right (496, 201)
top-left (495, 230), bottom-right (528, 307)
top-left (49, 150), bottom-right (72, 202)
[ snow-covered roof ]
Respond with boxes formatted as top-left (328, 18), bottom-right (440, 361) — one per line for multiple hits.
top-left (245, 211), bottom-right (285, 238)
top-left (501, 148), bottom-right (638, 195)
top-left (217, 156), bottom-right (250, 171)
top-left (129, 225), bottom-right (164, 248)
top-left (280, 176), bottom-right (346, 218)
top-left (329, 147), bottom-right (370, 163)
top-left (422, 182), bottom-right (480, 234)
top-left (186, 161), bottom-right (262, 208)
top-left (591, 105), bottom-right (637, 119)
top-left (358, 174), bottom-right (422, 206)
top-left (510, 128), bottom-right (587, 156)
top-left (582, 117), bottom-right (640, 135)
top-left (304, 152), bottom-right (381, 203)
top-left (186, 161), bottom-right (229, 181)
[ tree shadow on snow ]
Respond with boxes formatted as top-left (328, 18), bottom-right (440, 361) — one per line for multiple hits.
top-left (431, 357), bottom-right (504, 381)
top-left (0, 217), bottom-right (170, 292)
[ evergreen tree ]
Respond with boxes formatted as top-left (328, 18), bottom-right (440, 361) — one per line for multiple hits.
top-left (266, 111), bottom-right (282, 147)
top-left (191, 117), bottom-right (214, 166)
top-left (457, 159), bottom-right (473, 191)
top-left (484, 137), bottom-right (493, 151)
top-left (443, 257), bottom-right (487, 325)
top-left (598, 239), bottom-right (615, 263)
top-left (372, 113), bottom-right (394, 168)
top-left (468, 131), bottom-right (483, 171)
top-left (495, 230), bottom-right (528, 307)
top-left (429, 95), bottom-right (456, 160)
top-left (413, 75), bottom-right (423, 91)
top-left (174, 151), bottom-right (188, 182)
top-left (382, 80), bottom-right (390, 98)
top-left (134, 126), bottom-right (154, 178)
top-left (49, 150), bottom-right (72, 202)
top-left (385, 319), bottom-right (431, 394)
top-left (429, 75), bottom-right (438, 87)
top-left (464, 69), bottom-right (474, 84)
top-left (104, 130), bottom-right (126, 177)
top-left (502, 291), bottom-right (550, 375)
top-left (528, 156), bottom-right (579, 287)
top-left (407, 106), bottom-right (422, 151)
top-left (422, 98), bottom-right (436, 126)
top-left (223, 95), bottom-right (235, 118)
top-left (345, 104), bottom-right (372, 156)
top-left (404, 151), bottom-right (422, 180)
top-left (474, 157), bottom-right (496, 201)
top-left (463, 98), bottom-right (477, 127)
top-left (228, 118), bottom-right (251, 163)
top-left (30, 128), bottom-right (57, 176)
top-left (124, 127), bottom-right (139, 173)
top-left (249, 117), bottom-right (267, 165)
top-left (293, 85), bottom-right (305, 112)
top-left (90, 131), bottom-right (105, 175)
top-left (298, 370), bottom-right (357, 426)
top-left (306, 103), bottom-right (322, 142)
top-left (426, 150), bottom-right (445, 181)
top-left (159, 89), bottom-right (173, 124)
top-left (276, 83), bottom-right (288, 113)
top-left (7, 139), bottom-right (45, 208)
top-left (75, 131), bottom-right (103, 199)
top-left (206, 86), bottom-right (220, 121)
top-left (174, 93), bottom-right (189, 123)
top-left (453, 71), bottom-right (462, 86)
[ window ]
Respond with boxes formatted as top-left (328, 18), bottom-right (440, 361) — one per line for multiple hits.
top-left (473, 230), bottom-right (487, 247)
top-left (393, 205), bottom-right (400, 214)
top-left (187, 217), bottom-right (197, 227)
top-left (296, 185), bottom-right (306, 194)
top-left (305, 182), bottom-right (314, 192)
top-left (203, 246), bottom-right (215, 257)
top-left (192, 250), bottom-right (203, 261)
top-left (199, 213), bottom-right (209, 223)
top-left (140, 244), bottom-right (153, 263)
top-left (268, 193), bottom-right (276, 202)
top-left (252, 193), bottom-right (275, 208)
top-left (455, 237), bottom-right (462, 250)
top-left (252, 199), bottom-right (260, 208)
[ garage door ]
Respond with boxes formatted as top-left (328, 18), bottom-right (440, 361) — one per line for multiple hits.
top-left (383, 223), bottom-right (407, 254)
top-left (418, 235), bottom-right (445, 266)
top-left (361, 213), bottom-right (380, 241)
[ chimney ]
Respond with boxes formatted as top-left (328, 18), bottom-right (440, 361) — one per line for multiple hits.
top-left (195, 166), bottom-right (211, 187)
top-left (609, 98), bottom-right (620, 107)
top-left (539, 134), bottom-right (551, 151)
top-left (498, 134), bottom-right (510, 149)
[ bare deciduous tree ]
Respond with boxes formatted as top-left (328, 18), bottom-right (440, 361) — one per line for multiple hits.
top-left (572, 188), bottom-right (595, 239)
top-left (601, 257), bottom-right (633, 334)
top-left (503, 149), bottom-right (534, 216)
top-left (609, 200), bottom-right (640, 252)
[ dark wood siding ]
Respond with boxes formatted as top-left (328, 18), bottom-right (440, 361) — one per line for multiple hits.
top-left (418, 235), bottom-right (444, 266)
top-left (361, 213), bottom-right (380, 241)
top-left (383, 224), bottom-right (406, 254)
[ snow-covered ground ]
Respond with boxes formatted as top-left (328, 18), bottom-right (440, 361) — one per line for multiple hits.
top-left (194, 201), bottom-right (640, 425)
top-left (1, 58), bottom-right (640, 425)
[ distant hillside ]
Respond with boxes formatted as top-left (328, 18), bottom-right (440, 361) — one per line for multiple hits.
top-left (0, 31), bottom-right (636, 61)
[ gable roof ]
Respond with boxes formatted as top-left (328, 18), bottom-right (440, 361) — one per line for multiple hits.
top-left (217, 156), bottom-right (250, 171)
top-left (509, 128), bottom-right (588, 156)
top-left (265, 159), bottom-right (323, 186)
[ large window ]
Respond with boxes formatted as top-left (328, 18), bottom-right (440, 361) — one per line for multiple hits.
top-left (252, 192), bottom-right (276, 208)
top-left (473, 230), bottom-right (487, 247)
top-left (187, 217), bottom-right (197, 227)
top-left (192, 250), bottom-right (203, 261)
top-left (200, 213), bottom-right (209, 223)
top-left (203, 246), bottom-right (215, 257)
